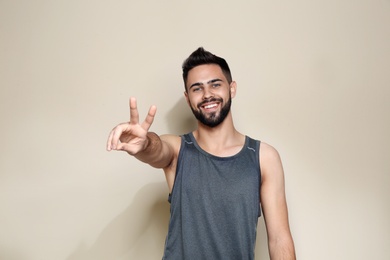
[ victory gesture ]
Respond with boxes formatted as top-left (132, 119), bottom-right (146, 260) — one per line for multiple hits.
top-left (106, 97), bottom-right (157, 155)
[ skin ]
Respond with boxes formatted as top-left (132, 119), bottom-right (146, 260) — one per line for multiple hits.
top-left (107, 64), bottom-right (296, 259)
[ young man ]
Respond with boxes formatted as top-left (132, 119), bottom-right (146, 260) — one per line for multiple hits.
top-left (107, 47), bottom-right (296, 259)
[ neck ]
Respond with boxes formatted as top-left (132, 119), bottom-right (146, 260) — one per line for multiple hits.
top-left (192, 113), bottom-right (245, 156)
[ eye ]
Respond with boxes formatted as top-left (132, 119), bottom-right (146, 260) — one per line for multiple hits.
top-left (192, 87), bottom-right (202, 92)
top-left (212, 83), bottom-right (221, 88)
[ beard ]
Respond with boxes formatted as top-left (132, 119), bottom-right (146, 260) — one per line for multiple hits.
top-left (190, 96), bottom-right (232, 128)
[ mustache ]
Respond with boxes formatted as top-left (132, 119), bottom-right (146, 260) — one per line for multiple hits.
top-left (197, 97), bottom-right (223, 108)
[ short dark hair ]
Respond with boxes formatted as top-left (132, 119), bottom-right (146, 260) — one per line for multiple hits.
top-left (182, 47), bottom-right (232, 91)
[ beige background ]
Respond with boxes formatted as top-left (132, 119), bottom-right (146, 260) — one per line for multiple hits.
top-left (1, 0), bottom-right (389, 259)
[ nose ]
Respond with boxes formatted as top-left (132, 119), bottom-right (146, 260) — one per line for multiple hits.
top-left (203, 86), bottom-right (214, 99)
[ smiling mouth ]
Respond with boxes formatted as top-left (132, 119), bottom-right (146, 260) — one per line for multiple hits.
top-left (198, 98), bottom-right (222, 110)
top-left (203, 103), bottom-right (218, 109)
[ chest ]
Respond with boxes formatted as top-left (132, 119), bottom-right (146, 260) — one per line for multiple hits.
top-left (177, 150), bottom-right (260, 205)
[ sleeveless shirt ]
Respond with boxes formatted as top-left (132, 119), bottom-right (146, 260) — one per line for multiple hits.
top-left (162, 133), bottom-right (261, 260)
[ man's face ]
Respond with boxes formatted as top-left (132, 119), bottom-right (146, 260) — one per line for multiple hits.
top-left (185, 64), bottom-right (236, 128)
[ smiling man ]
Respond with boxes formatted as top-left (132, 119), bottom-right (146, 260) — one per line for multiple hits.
top-left (107, 47), bottom-right (296, 260)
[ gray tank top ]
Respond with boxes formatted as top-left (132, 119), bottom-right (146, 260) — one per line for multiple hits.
top-left (163, 133), bottom-right (261, 260)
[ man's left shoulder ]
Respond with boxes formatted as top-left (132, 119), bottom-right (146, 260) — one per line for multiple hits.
top-left (260, 142), bottom-right (280, 157)
top-left (259, 142), bottom-right (283, 170)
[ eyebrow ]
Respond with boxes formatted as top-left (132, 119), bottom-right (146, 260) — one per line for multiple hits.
top-left (189, 78), bottom-right (223, 89)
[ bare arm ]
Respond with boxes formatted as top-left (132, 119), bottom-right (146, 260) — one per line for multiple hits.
top-left (260, 142), bottom-right (296, 260)
top-left (106, 97), bottom-right (175, 169)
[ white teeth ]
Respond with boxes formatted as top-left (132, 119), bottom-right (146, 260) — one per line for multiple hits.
top-left (204, 104), bottom-right (217, 109)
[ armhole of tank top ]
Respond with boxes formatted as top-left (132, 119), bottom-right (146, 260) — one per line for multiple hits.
top-left (168, 134), bottom-right (189, 203)
top-left (247, 137), bottom-right (261, 176)
top-left (257, 140), bottom-right (262, 217)
top-left (257, 140), bottom-right (261, 180)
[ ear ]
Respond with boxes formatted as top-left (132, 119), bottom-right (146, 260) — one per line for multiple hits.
top-left (230, 81), bottom-right (237, 98)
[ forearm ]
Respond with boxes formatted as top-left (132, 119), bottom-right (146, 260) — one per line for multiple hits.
top-left (134, 132), bottom-right (172, 168)
top-left (269, 236), bottom-right (296, 260)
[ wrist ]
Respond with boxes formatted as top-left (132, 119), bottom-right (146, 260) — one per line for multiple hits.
top-left (143, 132), bottom-right (158, 153)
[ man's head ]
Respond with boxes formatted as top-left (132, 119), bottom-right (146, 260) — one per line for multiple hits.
top-left (182, 48), bottom-right (236, 128)
top-left (182, 47), bottom-right (232, 91)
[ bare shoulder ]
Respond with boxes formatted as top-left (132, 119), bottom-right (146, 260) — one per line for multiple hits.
top-left (160, 134), bottom-right (182, 167)
top-left (259, 142), bottom-right (284, 180)
top-left (260, 142), bottom-right (282, 162)
top-left (160, 134), bottom-right (181, 152)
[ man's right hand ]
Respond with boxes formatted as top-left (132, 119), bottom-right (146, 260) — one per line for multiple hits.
top-left (106, 97), bottom-right (157, 155)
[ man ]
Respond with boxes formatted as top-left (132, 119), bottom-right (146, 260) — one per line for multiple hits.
top-left (107, 47), bottom-right (296, 259)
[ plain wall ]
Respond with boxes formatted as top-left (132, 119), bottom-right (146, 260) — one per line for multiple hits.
top-left (1, 0), bottom-right (389, 259)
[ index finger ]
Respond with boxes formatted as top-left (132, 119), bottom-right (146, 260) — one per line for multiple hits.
top-left (129, 97), bottom-right (139, 124)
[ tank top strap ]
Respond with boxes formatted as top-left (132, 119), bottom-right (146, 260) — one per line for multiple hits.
top-left (246, 136), bottom-right (260, 151)
top-left (182, 133), bottom-right (193, 144)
